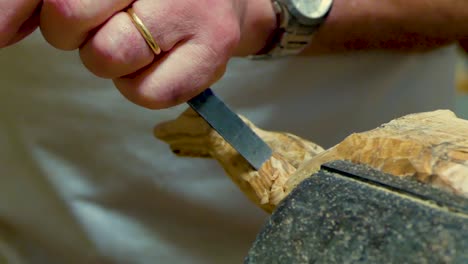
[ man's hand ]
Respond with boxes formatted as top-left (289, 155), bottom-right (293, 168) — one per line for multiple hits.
top-left (0, 0), bottom-right (42, 47)
top-left (38, 0), bottom-right (276, 109)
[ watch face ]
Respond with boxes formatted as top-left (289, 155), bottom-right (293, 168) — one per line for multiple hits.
top-left (289, 0), bottom-right (333, 24)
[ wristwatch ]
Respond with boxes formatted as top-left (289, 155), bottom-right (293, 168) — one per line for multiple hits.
top-left (250, 0), bottom-right (334, 59)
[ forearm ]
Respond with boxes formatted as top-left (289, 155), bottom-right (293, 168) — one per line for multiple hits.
top-left (303, 0), bottom-right (468, 54)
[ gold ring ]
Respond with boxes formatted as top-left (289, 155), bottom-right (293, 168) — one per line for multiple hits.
top-left (126, 7), bottom-right (161, 55)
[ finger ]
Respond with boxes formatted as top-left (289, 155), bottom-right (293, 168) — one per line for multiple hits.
top-left (40, 0), bottom-right (133, 50)
top-left (114, 40), bottom-right (229, 109)
top-left (0, 0), bottom-right (41, 47)
top-left (78, 12), bottom-right (154, 79)
top-left (78, 1), bottom-right (197, 79)
top-left (5, 5), bottom-right (41, 46)
top-left (110, 0), bottom-right (241, 109)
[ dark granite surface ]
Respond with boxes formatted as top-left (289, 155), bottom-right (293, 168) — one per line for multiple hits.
top-left (245, 161), bottom-right (468, 264)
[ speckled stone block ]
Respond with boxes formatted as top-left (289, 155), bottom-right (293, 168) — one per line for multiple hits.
top-left (245, 161), bottom-right (468, 264)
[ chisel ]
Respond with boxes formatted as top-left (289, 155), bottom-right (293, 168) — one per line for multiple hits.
top-left (187, 88), bottom-right (272, 170)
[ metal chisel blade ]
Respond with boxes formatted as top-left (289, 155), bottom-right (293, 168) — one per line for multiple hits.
top-left (187, 88), bottom-right (272, 170)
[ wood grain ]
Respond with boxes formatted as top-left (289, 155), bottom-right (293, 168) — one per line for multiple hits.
top-left (154, 108), bottom-right (323, 213)
top-left (155, 108), bottom-right (468, 212)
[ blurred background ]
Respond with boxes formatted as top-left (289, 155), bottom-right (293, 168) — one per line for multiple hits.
top-left (456, 43), bottom-right (468, 118)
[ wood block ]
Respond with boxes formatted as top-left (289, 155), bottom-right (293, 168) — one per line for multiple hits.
top-left (155, 109), bottom-right (468, 213)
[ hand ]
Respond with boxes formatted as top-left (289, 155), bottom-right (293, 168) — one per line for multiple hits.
top-left (39, 0), bottom-right (277, 109)
top-left (0, 0), bottom-right (42, 47)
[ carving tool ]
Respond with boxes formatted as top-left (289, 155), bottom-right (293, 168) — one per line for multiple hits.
top-left (187, 88), bottom-right (272, 170)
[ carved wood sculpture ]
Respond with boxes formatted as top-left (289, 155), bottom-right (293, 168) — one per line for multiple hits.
top-left (154, 109), bottom-right (468, 213)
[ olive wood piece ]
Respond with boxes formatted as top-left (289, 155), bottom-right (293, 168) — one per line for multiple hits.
top-left (154, 109), bottom-right (468, 213)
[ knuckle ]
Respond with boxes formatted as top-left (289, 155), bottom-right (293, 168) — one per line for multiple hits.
top-left (80, 40), bottom-right (126, 78)
top-left (80, 16), bottom-right (153, 79)
top-left (126, 77), bottom-right (195, 110)
top-left (79, 44), bottom-right (115, 78)
top-left (115, 80), bottom-right (167, 110)
top-left (44, 0), bottom-right (86, 22)
top-left (41, 0), bottom-right (90, 49)
top-left (144, 82), bottom-right (190, 109)
top-left (213, 19), bottom-right (241, 54)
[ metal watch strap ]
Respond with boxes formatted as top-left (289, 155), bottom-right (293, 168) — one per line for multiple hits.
top-left (249, 1), bottom-right (319, 59)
